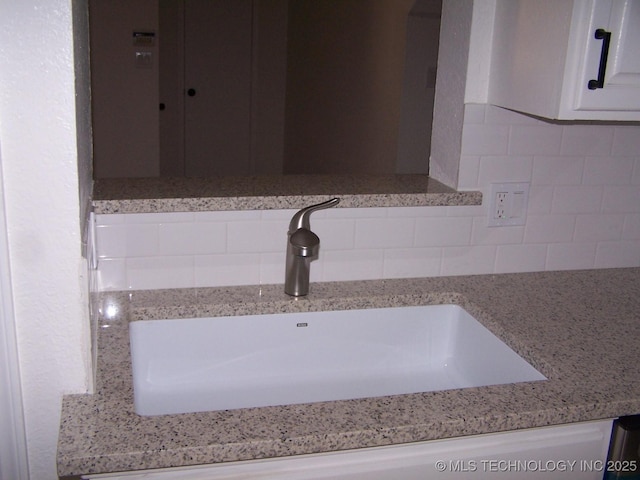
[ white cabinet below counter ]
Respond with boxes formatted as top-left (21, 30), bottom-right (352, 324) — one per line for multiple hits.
top-left (82, 420), bottom-right (613, 480)
top-left (489, 0), bottom-right (640, 120)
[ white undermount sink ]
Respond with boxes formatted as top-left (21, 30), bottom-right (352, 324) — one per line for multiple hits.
top-left (129, 304), bottom-right (546, 416)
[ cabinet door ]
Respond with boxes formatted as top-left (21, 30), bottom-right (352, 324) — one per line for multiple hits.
top-left (489, 0), bottom-right (640, 120)
top-left (571, 0), bottom-right (640, 113)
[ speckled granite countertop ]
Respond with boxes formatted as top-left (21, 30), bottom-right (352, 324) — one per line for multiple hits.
top-left (92, 175), bottom-right (481, 213)
top-left (58, 268), bottom-right (640, 477)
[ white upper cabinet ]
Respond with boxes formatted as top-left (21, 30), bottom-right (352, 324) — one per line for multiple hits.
top-left (488, 0), bottom-right (640, 120)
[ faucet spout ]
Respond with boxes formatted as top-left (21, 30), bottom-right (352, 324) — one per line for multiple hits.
top-left (285, 198), bottom-right (340, 296)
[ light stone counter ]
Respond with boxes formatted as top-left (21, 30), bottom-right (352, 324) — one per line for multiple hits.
top-left (57, 268), bottom-right (640, 477)
top-left (92, 175), bottom-right (481, 213)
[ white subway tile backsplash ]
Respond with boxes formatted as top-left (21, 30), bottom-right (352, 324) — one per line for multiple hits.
top-left (477, 155), bottom-right (533, 185)
top-left (414, 217), bottom-right (473, 247)
top-left (560, 125), bottom-right (613, 156)
top-left (226, 222), bottom-right (262, 253)
top-left (127, 256), bottom-right (194, 290)
top-left (259, 209), bottom-right (296, 221)
top-left (96, 258), bottom-right (126, 291)
top-left (227, 220), bottom-right (285, 253)
top-left (457, 155), bottom-right (481, 189)
top-left (383, 247), bottom-right (442, 278)
top-left (194, 254), bottom-right (261, 287)
top-left (95, 224), bottom-right (127, 258)
top-left (331, 207), bottom-right (388, 219)
top-left (260, 221), bottom-right (288, 252)
top-left (461, 124), bottom-right (509, 156)
top-left (494, 244), bottom-right (548, 273)
top-left (551, 186), bottom-right (603, 214)
top-left (632, 159), bottom-right (640, 185)
top-left (595, 241), bottom-right (640, 268)
top-left (546, 243), bottom-right (597, 270)
top-left (125, 224), bottom-right (159, 257)
top-left (95, 213), bottom-right (124, 225)
top-left (602, 186), bottom-right (640, 213)
top-left (200, 210), bottom-right (262, 221)
top-left (531, 156), bottom-right (584, 186)
top-left (583, 156), bottom-right (634, 186)
top-left (392, 206), bottom-right (448, 217)
top-left (354, 217), bottom-right (415, 249)
top-left (527, 186), bottom-right (554, 215)
top-left (446, 204), bottom-right (484, 217)
top-left (509, 125), bottom-right (562, 156)
top-left (441, 245), bottom-right (496, 276)
top-left (573, 214), bottom-right (625, 243)
top-left (612, 126), bottom-right (640, 156)
top-left (623, 214), bottom-right (640, 240)
top-left (313, 219), bottom-right (356, 250)
top-left (322, 249), bottom-right (384, 281)
top-left (259, 252), bottom-right (286, 285)
top-left (471, 217), bottom-right (524, 245)
top-left (159, 222), bottom-right (227, 255)
top-left (123, 212), bottom-right (194, 224)
top-left (191, 223), bottom-right (228, 254)
top-left (524, 215), bottom-right (575, 244)
top-left (93, 104), bottom-right (640, 291)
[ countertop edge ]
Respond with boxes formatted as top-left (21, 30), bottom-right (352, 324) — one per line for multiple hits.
top-left (91, 175), bottom-right (482, 214)
top-left (92, 191), bottom-right (482, 214)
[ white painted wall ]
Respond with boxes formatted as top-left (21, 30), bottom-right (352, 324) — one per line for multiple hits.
top-left (0, 1), bottom-right (92, 479)
top-left (428, 0), bottom-right (473, 188)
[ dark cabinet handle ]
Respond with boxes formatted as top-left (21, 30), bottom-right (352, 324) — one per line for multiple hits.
top-left (187, 88), bottom-right (196, 97)
top-left (588, 28), bottom-right (611, 90)
top-left (159, 103), bottom-right (166, 111)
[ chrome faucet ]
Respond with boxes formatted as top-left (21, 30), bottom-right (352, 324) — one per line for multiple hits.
top-left (285, 198), bottom-right (340, 296)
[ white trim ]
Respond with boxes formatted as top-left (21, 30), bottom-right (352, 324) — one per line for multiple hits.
top-left (0, 147), bottom-right (29, 479)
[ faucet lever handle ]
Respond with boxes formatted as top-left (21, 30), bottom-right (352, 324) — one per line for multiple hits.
top-left (288, 198), bottom-right (340, 232)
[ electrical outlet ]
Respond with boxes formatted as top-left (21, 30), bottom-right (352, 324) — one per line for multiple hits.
top-left (495, 191), bottom-right (508, 219)
top-left (488, 183), bottom-right (530, 227)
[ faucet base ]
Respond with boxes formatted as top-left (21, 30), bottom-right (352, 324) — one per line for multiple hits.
top-left (284, 251), bottom-right (312, 296)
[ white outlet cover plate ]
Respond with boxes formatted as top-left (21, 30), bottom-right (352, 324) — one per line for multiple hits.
top-left (488, 182), bottom-right (530, 227)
